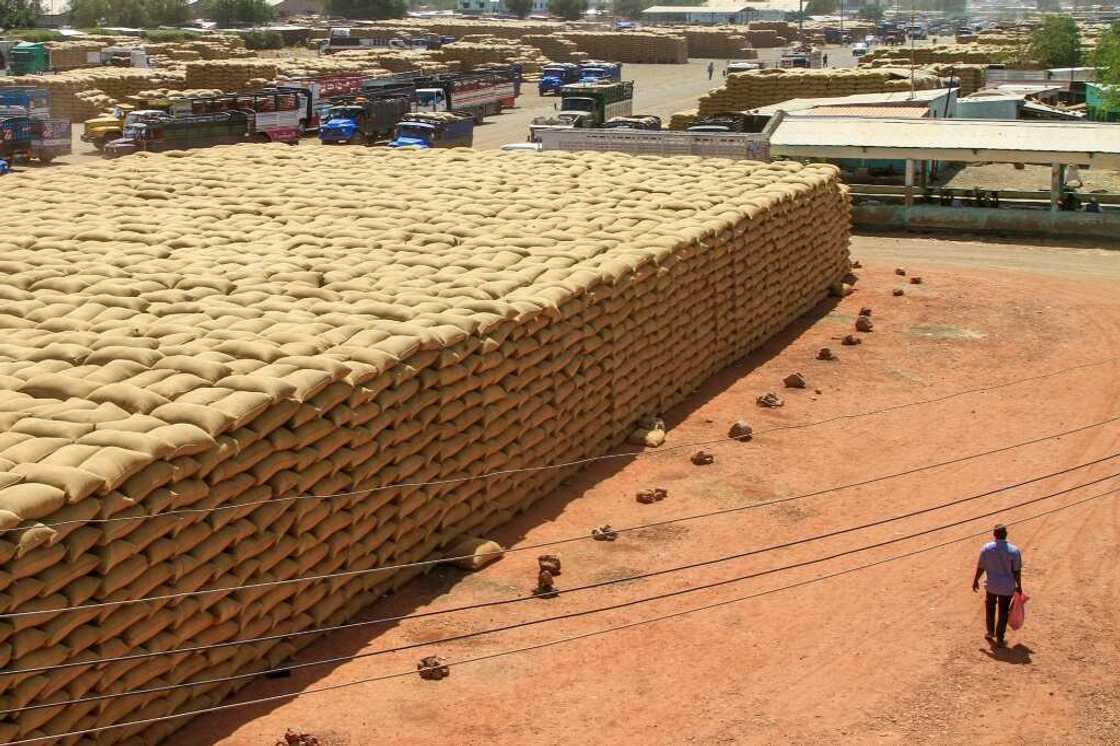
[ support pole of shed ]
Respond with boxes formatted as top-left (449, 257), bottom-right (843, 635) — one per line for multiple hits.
top-left (1050, 163), bottom-right (1062, 212)
top-left (905, 159), bottom-right (914, 208)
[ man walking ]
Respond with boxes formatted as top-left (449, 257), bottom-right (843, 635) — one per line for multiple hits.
top-left (971, 524), bottom-right (1023, 648)
top-left (707, 61), bottom-right (715, 80)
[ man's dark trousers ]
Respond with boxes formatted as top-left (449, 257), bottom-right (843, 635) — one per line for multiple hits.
top-left (985, 591), bottom-right (1012, 641)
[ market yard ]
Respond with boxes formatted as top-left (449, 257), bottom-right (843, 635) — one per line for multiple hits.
top-left (165, 235), bottom-right (1120, 746)
top-left (2, 11), bottom-right (1119, 745)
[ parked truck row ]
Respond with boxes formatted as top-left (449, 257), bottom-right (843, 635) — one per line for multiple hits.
top-left (538, 61), bottom-right (624, 96)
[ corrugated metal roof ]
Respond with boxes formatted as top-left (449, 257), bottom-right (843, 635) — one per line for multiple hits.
top-left (806, 104), bottom-right (929, 118)
top-left (769, 115), bottom-right (1120, 167)
top-left (752, 88), bottom-right (953, 115)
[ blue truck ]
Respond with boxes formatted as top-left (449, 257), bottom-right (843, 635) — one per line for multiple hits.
top-left (388, 112), bottom-right (474, 149)
top-left (319, 96), bottom-right (412, 145)
top-left (578, 61), bottom-right (623, 84)
top-left (538, 63), bottom-right (581, 96)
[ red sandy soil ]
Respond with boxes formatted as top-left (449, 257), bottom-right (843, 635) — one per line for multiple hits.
top-left (169, 234), bottom-right (1120, 746)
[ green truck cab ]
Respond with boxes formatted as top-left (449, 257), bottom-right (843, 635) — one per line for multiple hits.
top-left (10, 42), bottom-right (49, 76)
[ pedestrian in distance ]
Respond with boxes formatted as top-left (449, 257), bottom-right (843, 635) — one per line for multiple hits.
top-left (707, 61), bottom-right (715, 80)
top-left (971, 524), bottom-right (1023, 648)
top-left (823, 53), bottom-right (829, 67)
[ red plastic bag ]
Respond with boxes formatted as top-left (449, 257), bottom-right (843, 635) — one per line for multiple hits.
top-left (1009, 591), bottom-right (1029, 631)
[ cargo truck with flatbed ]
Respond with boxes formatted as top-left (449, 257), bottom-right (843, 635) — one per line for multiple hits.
top-left (530, 81), bottom-right (634, 141)
top-left (319, 96), bottom-right (412, 144)
top-left (388, 112), bottom-right (474, 149)
top-left (103, 110), bottom-right (250, 157)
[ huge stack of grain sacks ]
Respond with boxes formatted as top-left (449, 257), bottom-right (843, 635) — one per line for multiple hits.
top-left (561, 31), bottom-right (688, 63)
top-left (860, 44), bottom-right (1016, 66)
top-left (182, 60), bottom-right (280, 92)
top-left (522, 35), bottom-right (588, 64)
top-left (432, 38), bottom-right (550, 72)
top-left (677, 28), bottom-right (756, 59)
top-left (696, 68), bottom-right (941, 116)
top-left (0, 68), bottom-right (187, 122)
top-left (0, 146), bottom-right (850, 744)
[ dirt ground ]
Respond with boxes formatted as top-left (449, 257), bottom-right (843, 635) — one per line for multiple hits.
top-left (939, 163), bottom-right (1120, 194)
top-left (167, 234), bottom-right (1120, 746)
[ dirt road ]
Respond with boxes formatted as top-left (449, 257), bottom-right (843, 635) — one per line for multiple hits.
top-left (168, 235), bottom-right (1120, 746)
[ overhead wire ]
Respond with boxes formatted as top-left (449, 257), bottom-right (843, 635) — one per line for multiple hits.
top-left (3, 456), bottom-right (1117, 686)
top-left (2, 439), bottom-right (1117, 623)
top-left (5, 354), bottom-right (1116, 537)
top-left (7, 479), bottom-right (1116, 743)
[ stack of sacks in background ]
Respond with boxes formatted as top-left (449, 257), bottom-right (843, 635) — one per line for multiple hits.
top-left (0, 145), bottom-right (850, 744)
top-left (0, 68), bottom-right (187, 122)
top-left (562, 31), bottom-right (687, 63)
top-left (183, 60), bottom-right (280, 91)
top-left (331, 49), bottom-right (454, 75)
top-left (697, 68), bottom-right (940, 116)
top-left (272, 56), bottom-right (387, 78)
top-left (365, 18), bottom-right (558, 40)
top-left (677, 29), bottom-right (754, 59)
top-left (431, 39), bottom-right (549, 71)
top-left (42, 41), bottom-right (104, 71)
top-left (669, 109), bottom-right (700, 129)
top-left (145, 38), bottom-right (256, 63)
top-left (923, 63), bottom-right (986, 96)
top-left (126, 87), bottom-right (226, 104)
top-left (742, 29), bottom-right (785, 48)
top-left (73, 88), bottom-right (117, 117)
top-left (860, 44), bottom-right (1019, 67)
top-left (522, 35), bottom-right (587, 63)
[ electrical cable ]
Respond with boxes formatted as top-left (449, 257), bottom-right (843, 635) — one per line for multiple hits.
top-left (4, 459), bottom-right (1117, 689)
top-left (6, 355), bottom-right (1116, 537)
top-left (2, 444), bottom-right (1116, 624)
top-left (7, 481), bottom-right (1115, 743)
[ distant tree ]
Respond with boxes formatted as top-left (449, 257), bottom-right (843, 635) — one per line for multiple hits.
top-left (506, 0), bottom-right (532, 17)
top-left (326, 0), bottom-right (406, 18)
top-left (611, 0), bottom-right (644, 17)
top-left (548, 0), bottom-right (585, 20)
top-left (147, 0), bottom-right (191, 24)
top-left (1037, 0), bottom-right (1061, 10)
top-left (1028, 14), bottom-right (1080, 68)
top-left (805, 0), bottom-right (837, 13)
top-left (858, 1), bottom-right (883, 21)
top-left (202, 0), bottom-right (275, 24)
top-left (0, 0), bottom-right (39, 28)
top-left (1092, 22), bottom-right (1120, 108)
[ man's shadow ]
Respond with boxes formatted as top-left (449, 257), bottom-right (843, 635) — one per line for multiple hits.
top-left (981, 643), bottom-right (1033, 665)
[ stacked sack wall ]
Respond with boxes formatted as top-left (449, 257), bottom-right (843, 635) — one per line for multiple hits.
top-left (182, 60), bottom-right (281, 91)
top-left (0, 69), bottom-right (187, 122)
top-left (677, 29), bottom-right (753, 59)
top-left (561, 32), bottom-right (688, 63)
top-left (0, 146), bottom-right (849, 744)
top-left (697, 68), bottom-right (941, 115)
top-left (522, 35), bottom-right (587, 63)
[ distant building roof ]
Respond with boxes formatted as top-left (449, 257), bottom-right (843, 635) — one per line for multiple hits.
top-left (806, 103), bottom-right (929, 118)
top-left (752, 88), bottom-right (954, 115)
top-left (644, 3), bottom-right (751, 12)
top-left (769, 115), bottom-right (1120, 168)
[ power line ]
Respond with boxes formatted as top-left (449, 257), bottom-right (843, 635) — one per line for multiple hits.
top-left (7, 482), bottom-right (1115, 743)
top-left (4, 459), bottom-right (1117, 692)
top-left (5, 355), bottom-right (1116, 537)
top-left (2, 441), bottom-right (1116, 624)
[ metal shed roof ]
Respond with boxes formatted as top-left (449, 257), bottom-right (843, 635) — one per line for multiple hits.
top-left (769, 115), bottom-right (1120, 167)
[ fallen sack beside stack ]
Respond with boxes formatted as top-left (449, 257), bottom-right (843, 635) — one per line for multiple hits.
top-left (0, 146), bottom-right (849, 744)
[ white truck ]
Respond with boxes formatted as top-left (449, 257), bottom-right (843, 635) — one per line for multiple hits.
top-left (535, 127), bottom-right (771, 161)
